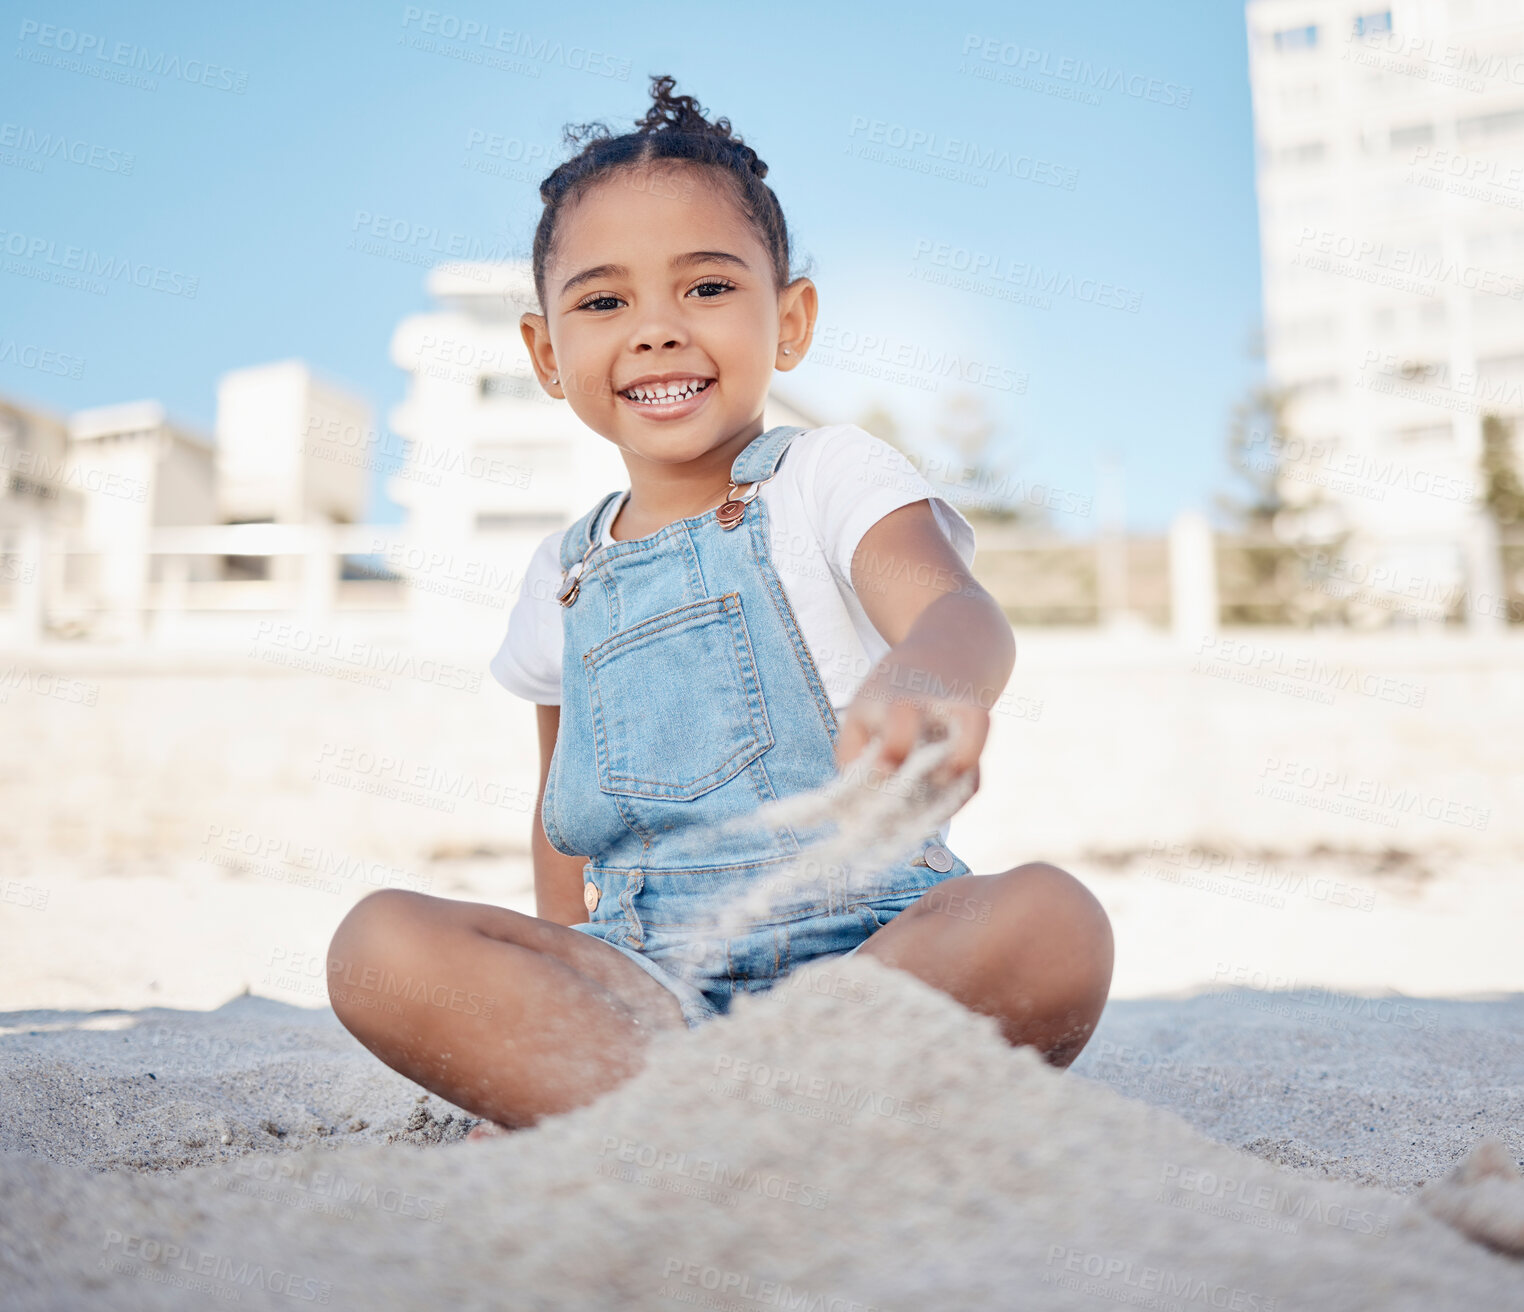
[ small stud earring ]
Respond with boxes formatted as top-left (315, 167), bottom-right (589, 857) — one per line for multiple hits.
top-left (550, 375), bottom-right (559, 384)
top-left (781, 347), bottom-right (791, 356)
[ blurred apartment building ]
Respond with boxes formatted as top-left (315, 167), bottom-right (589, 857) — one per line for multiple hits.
top-left (214, 361), bottom-right (371, 587)
top-left (0, 364), bottom-right (372, 640)
top-left (216, 361), bottom-right (369, 531)
top-left (1245, 0), bottom-right (1524, 594)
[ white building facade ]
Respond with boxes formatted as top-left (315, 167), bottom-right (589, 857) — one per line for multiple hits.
top-left (215, 360), bottom-right (372, 528)
top-left (1245, 0), bottom-right (1524, 619)
top-left (65, 400), bottom-right (217, 639)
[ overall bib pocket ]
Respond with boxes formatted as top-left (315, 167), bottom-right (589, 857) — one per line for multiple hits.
top-left (584, 592), bottom-right (774, 802)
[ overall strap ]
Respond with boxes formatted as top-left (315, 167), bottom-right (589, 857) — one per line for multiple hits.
top-left (558, 425), bottom-right (810, 573)
top-left (730, 425), bottom-right (810, 487)
top-left (557, 488), bottom-right (624, 572)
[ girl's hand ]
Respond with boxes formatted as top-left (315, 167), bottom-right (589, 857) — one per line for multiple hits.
top-left (834, 659), bottom-right (989, 796)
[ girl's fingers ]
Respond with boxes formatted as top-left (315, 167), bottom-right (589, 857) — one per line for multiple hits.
top-left (841, 696), bottom-right (989, 794)
top-left (927, 706), bottom-right (987, 788)
top-left (835, 708), bottom-right (876, 767)
top-left (878, 701), bottom-right (922, 770)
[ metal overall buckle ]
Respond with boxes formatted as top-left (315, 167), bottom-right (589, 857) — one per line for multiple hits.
top-left (558, 479), bottom-right (762, 606)
top-left (715, 479), bottom-right (761, 530)
top-left (555, 561), bottom-right (587, 607)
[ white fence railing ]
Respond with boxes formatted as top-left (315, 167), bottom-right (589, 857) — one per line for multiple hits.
top-left (1, 515), bottom-right (1518, 647)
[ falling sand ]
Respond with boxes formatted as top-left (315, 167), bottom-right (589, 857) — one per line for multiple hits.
top-left (663, 715), bottom-right (979, 975)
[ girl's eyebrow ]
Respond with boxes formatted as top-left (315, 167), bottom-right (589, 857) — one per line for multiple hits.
top-left (559, 250), bottom-right (751, 298)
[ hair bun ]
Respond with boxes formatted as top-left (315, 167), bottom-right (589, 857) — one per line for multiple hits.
top-left (634, 74), bottom-right (768, 177)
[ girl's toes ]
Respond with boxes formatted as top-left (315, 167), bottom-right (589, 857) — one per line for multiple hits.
top-left (466, 1120), bottom-right (513, 1141)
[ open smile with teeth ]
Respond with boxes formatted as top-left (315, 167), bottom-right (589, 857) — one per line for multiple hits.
top-left (619, 378), bottom-right (713, 406)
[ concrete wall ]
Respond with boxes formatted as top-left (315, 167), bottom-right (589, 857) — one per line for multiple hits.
top-left (2, 629), bottom-right (1519, 883)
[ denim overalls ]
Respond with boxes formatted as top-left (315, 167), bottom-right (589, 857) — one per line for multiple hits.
top-left (545, 424), bottom-right (972, 1027)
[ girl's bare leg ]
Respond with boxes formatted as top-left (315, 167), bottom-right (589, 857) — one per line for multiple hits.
top-left (326, 890), bottom-right (685, 1129)
top-left (856, 862), bottom-right (1114, 1067)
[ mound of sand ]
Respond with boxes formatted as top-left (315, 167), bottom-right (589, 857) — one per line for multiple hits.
top-left (2, 955), bottom-right (1521, 1310)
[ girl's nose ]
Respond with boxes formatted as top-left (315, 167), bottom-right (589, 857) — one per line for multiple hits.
top-left (627, 318), bottom-right (689, 353)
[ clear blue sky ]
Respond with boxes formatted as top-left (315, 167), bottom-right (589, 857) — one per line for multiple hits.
top-left (1, 0), bottom-right (1264, 533)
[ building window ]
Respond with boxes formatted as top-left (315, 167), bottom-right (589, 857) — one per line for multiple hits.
top-left (1457, 108), bottom-right (1524, 141)
top-left (1279, 140), bottom-right (1327, 165)
top-left (1272, 25), bottom-right (1319, 52)
top-left (1390, 123), bottom-right (1434, 149)
top-left (1275, 314), bottom-right (1338, 344)
top-left (1393, 422), bottom-right (1453, 445)
top-left (1353, 12), bottom-right (1393, 36)
top-left (1278, 79), bottom-right (1322, 111)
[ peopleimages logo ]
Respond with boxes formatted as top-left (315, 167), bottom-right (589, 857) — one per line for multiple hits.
top-left (911, 238), bottom-right (1143, 313)
top-left (846, 116), bottom-right (1079, 190)
top-left (0, 339), bottom-right (85, 378)
top-left (1292, 226), bottom-right (1524, 299)
top-left (959, 34), bottom-right (1193, 109)
top-left (0, 227), bottom-right (199, 298)
top-left (0, 123), bottom-right (134, 174)
top-left (398, 7), bottom-right (631, 80)
top-left (1256, 757), bottom-right (1490, 832)
top-left (16, 20), bottom-right (250, 93)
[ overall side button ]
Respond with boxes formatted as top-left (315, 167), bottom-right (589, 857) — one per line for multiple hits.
top-left (583, 881), bottom-right (600, 913)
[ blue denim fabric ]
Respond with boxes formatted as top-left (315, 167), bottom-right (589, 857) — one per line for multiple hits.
top-left (546, 425), bottom-right (972, 1027)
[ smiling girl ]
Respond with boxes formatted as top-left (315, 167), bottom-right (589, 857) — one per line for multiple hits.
top-left (328, 76), bottom-right (1113, 1131)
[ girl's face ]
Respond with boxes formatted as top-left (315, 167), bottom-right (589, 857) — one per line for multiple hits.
top-left (521, 163), bottom-right (815, 468)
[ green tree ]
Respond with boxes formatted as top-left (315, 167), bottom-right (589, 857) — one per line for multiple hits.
top-left (1214, 382), bottom-right (1290, 531)
top-left (1215, 375), bottom-right (1353, 626)
top-left (1481, 412), bottom-right (1524, 528)
top-left (933, 390), bottom-right (1026, 525)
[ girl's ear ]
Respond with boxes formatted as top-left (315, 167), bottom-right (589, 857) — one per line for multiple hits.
top-left (520, 312), bottom-right (563, 395)
top-left (775, 277), bottom-right (818, 370)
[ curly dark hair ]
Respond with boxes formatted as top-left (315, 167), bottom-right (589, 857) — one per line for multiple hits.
top-left (530, 74), bottom-right (796, 310)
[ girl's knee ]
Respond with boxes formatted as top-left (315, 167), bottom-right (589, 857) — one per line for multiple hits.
top-left (331, 888), bottom-right (424, 957)
top-left (986, 864), bottom-right (1114, 996)
top-left (327, 889), bottom-right (435, 1022)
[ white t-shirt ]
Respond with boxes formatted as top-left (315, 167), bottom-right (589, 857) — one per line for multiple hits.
top-left (490, 423), bottom-right (978, 841)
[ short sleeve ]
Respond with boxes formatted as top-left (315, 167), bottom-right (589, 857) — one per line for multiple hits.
top-left (801, 425), bottom-right (977, 585)
top-left (489, 529), bottom-right (565, 704)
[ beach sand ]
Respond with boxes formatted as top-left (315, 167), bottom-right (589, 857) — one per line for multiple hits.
top-left (3, 660), bottom-right (1522, 1305)
top-left (2, 955), bottom-right (1521, 1310)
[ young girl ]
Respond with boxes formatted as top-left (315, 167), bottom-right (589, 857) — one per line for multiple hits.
top-left (328, 76), bottom-right (1113, 1131)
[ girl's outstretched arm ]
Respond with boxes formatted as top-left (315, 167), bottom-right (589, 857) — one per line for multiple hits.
top-left (834, 499), bottom-right (1016, 792)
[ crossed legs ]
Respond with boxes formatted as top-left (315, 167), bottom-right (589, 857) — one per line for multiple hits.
top-left (326, 861), bottom-right (1113, 1129)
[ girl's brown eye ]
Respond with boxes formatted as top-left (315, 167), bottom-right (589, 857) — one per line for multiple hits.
top-left (577, 294), bottom-right (622, 312)
top-left (690, 280), bottom-right (734, 298)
